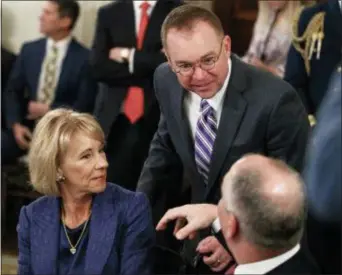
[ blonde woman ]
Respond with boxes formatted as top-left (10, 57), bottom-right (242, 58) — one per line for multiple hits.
top-left (17, 109), bottom-right (155, 275)
top-left (243, 1), bottom-right (302, 77)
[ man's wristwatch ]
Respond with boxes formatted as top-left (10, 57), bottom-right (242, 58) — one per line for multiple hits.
top-left (120, 48), bottom-right (130, 62)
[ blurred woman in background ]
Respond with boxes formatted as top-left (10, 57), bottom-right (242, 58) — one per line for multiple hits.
top-left (243, 1), bottom-right (302, 77)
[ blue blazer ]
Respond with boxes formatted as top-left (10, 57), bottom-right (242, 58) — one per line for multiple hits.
top-left (4, 38), bottom-right (98, 129)
top-left (17, 183), bottom-right (155, 275)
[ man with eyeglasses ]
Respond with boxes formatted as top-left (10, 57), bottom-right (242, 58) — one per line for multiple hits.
top-left (137, 5), bottom-right (310, 274)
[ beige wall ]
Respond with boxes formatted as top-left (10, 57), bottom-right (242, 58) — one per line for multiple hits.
top-left (1, 1), bottom-right (112, 53)
top-left (1, 0), bottom-right (212, 54)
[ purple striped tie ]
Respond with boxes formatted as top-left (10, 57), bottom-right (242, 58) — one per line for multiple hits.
top-left (194, 100), bottom-right (217, 184)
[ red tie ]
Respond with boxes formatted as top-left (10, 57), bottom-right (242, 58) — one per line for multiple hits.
top-left (123, 1), bottom-right (150, 124)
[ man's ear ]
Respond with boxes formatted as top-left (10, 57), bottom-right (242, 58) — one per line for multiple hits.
top-left (223, 35), bottom-right (231, 56)
top-left (225, 213), bottom-right (238, 239)
top-left (60, 16), bottom-right (72, 30)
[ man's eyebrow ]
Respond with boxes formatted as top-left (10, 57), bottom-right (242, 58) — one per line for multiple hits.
top-left (174, 51), bottom-right (217, 64)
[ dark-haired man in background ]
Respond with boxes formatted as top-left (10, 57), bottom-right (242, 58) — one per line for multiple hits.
top-left (2, 0), bottom-right (97, 165)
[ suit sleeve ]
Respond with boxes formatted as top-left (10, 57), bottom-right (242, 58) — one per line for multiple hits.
top-left (284, 12), bottom-right (312, 113)
top-left (304, 72), bottom-right (341, 222)
top-left (266, 86), bottom-right (310, 172)
top-left (132, 50), bottom-right (167, 77)
top-left (136, 68), bottom-right (183, 205)
top-left (89, 8), bottom-right (131, 85)
top-left (120, 193), bottom-right (155, 275)
top-left (4, 44), bottom-right (28, 128)
top-left (17, 206), bottom-right (32, 275)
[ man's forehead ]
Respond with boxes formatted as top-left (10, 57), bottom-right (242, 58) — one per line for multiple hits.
top-left (166, 32), bottom-right (219, 61)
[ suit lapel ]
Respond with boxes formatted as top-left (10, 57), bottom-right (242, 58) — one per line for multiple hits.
top-left (174, 85), bottom-right (206, 200)
top-left (123, 1), bottom-right (136, 46)
top-left (206, 56), bottom-right (247, 195)
top-left (32, 39), bottom-right (47, 99)
top-left (142, 0), bottom-right (168, 48)
top-left (31, 197), bottom-right (60, 275)
top-left (55, 39), bottom-right (76, 95)
top-left (85, 187), bottom-right (116, 275)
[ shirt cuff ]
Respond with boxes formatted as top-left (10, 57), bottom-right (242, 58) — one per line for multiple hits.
top-left (128, 48), bottom-right (135, 74)
top-left (212, 217), bottom-right (221, 233)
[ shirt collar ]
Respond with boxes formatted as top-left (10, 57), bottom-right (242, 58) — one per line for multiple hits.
top-left (47, 35), bottom-right (72, 52)
top-left (133, 1), bottom-right (157, 11)
top-left (235, 244), bottom-right (300, 275)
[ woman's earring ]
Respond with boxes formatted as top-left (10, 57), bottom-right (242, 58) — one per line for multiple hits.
top-left (56, 174), bottom-right (65, 184)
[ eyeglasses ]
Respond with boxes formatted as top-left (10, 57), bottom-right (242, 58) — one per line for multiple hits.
top-left (173, 39), bottom-right (224, 77)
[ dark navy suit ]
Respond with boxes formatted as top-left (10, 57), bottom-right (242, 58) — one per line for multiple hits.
top-left (2, 38), bottom-right (97, 164)
top-left (17, 182), bottom-right (155, 275)
top-left (284, 0), bottom-right (342, 115)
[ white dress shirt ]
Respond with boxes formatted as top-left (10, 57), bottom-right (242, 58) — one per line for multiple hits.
top-left (184, 58), bottom-right (232, 140)
top-left (37, 36), bottom-right (72, 103)
top-left (128, 1), bottom-right (157, 73)
top-left (234, 244), bottom-right (301, 275)
top-left (339, 0), bottom-right (342, 12)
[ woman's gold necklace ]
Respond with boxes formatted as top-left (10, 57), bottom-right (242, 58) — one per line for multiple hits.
top-left (61, 212), bottom-right (91, 255)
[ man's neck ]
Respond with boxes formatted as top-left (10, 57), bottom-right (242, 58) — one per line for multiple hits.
top-left (234, 243), bottom-right (289, 264)
top-left (49, 31), bottom-right (71, 43)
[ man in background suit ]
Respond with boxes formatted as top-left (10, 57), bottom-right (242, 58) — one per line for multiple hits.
top-left (2, 0), bottom-right (97, 165)
top-left (90, 0), bottom-right (182, 191)
top-left (304, 65), bottom-right (341, 274)
top-left (137, 5), bottom-right (310, 274)
top-left (1, 47), bottom-right (16, 130)
top-left (157, 154), bottom-right (320, 275)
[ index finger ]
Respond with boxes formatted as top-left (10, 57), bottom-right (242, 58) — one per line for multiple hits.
top-left (156, 206), bottom-right (188, 231)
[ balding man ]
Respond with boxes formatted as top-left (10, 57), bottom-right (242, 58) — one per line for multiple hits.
top-left (157, 154), bottom-right (319, 274)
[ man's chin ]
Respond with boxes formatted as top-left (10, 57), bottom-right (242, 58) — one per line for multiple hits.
top-left (193, 89), bottom-right (216, 99)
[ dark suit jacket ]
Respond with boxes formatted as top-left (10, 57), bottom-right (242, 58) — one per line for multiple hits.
top-left (305, 66), bottom-right (341, 222)
top-left (17, 182), bottom-right (155, 275)
top-left (4, 38), bottom-right (97, 129)
top-left (1, 47), bottom-right (16, 92)
top-left (1, 47), bottom-right (16, 129)
top-left (137, 55), bottom-right (310, 207)
top-left (267, 249), bottom-right (319, 275)
top-left (284, 0), bottom-right (342, 115)
top-left (90, 0), bottom-right (182, 135)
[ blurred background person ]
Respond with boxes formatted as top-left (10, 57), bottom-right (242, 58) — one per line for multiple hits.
top-left (17, 108), bottom-right (154, 275)
top-left (1, 46), bottom-right (17, 237)
top-left (1, 46), bottom-right (16, 133)
top-left (90, 0), bottom-right (182, 191)
top-left (303, 64), bottom-right (341, 274)
top-left (284, 0), bottom-right (342, 117)
top-left (242, 1), bottom-right (302, 78)
top-left (2, 0), bottom-right (97, 166)
top-left (157, 154), bottom-right (319, 275)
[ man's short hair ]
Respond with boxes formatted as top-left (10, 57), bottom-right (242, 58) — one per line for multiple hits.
top-left (50, 0), bottom-right (80, 30)
top-left (226, 159), bottom-right (306, 250)
top-left (161, 4), bottom-right (225, 48)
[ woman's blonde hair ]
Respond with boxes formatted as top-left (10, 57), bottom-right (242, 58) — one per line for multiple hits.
top-left (28, 108), bottom-right (105, 196)
top-left (254, 1), bottom-right (302, 35)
